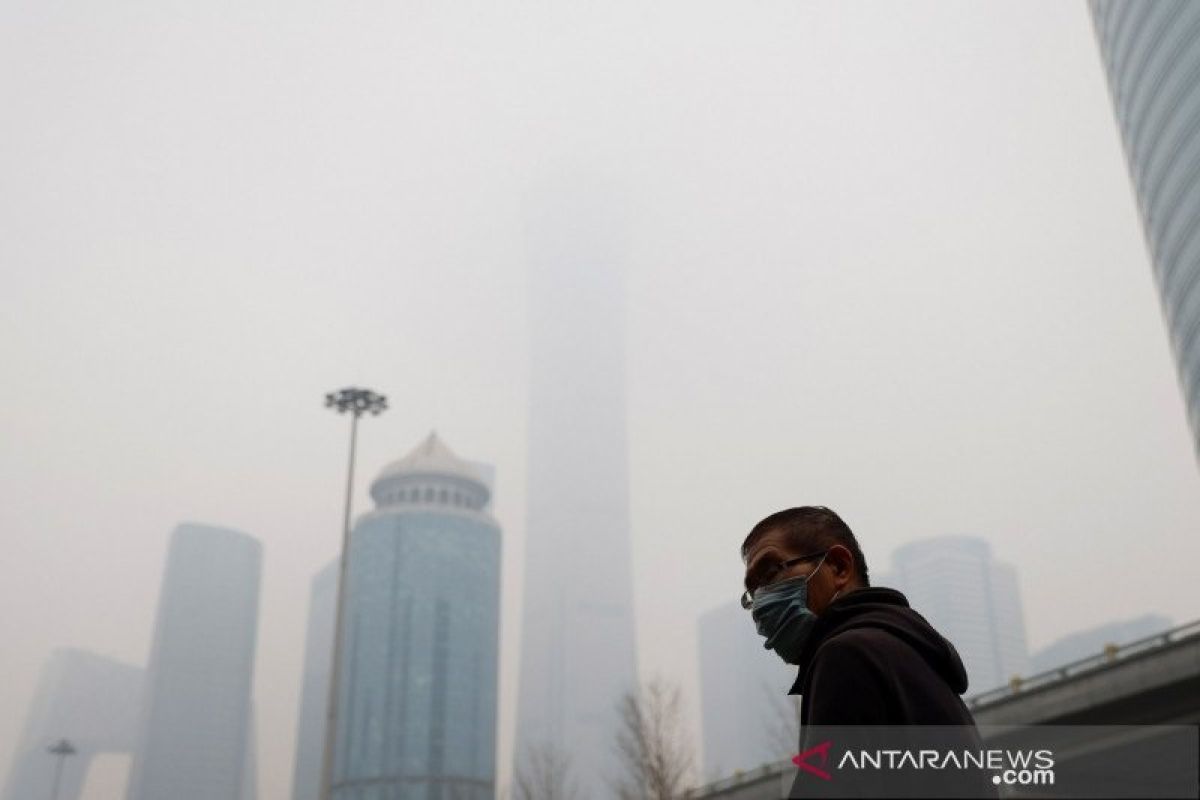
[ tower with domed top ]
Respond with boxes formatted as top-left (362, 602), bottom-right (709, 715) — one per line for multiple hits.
top-left (326, 431), bottom-right (501, 800)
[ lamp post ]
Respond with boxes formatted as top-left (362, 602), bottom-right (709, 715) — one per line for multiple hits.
top-left (46, 739), bottom-right (75, 800)
top-left (319, 387), bottom-right (387, 800)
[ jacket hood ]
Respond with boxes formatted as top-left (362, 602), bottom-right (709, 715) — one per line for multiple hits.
top-left (788, 586), bottom-right (970, 696)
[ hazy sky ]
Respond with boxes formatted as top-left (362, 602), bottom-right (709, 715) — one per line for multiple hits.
top-left (3, 2), bottom-right (1199, 798)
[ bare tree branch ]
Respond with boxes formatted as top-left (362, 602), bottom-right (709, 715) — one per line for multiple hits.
top-left (611, 677), bottom-right (696, 800)
top-left (760, 679), bottom-right (802, 762)
top-left (513, 740), bottom-right (581, 800)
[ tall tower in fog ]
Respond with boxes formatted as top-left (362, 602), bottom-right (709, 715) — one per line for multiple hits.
top-left (126, 523), bottom-right (261, 800)
top-left (329, 433), bottom-right (501, 800)
top-left (1090, 1), bottom-right (1200, 460)
top-left (514, 185), bottom-right (639, 797)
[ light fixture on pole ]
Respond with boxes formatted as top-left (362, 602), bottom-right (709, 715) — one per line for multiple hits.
top-left (47, 739), bottom-right (75, 800)
top-left (318, 387), bottom-right (387, 800)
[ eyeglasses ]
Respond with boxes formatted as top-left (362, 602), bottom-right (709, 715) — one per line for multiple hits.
top-left (740, 549), bottom-right (829, 609)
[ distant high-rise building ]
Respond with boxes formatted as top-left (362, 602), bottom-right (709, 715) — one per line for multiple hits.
top-left (330, 432), bottom-right (502, 800)
top-left (883, 537), bottom-right (1029, 696)
top-left (697, 601), bottom-right (796, 782)
top-left (291, 559), bottom-right (338, 800)
top-left (1030, 613), bottom-right (1174, 674)
top-left (2, 649), bottom-right (142, 800)
top-left (1090, 1), bottom-right (1200, 459)
top-left (514, 186), bottom-right (640, 799)
top-left (126, 523), bottom-right (261, 800)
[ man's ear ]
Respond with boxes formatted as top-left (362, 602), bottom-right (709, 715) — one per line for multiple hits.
top-left (828, 544), bottom-right (855, 581)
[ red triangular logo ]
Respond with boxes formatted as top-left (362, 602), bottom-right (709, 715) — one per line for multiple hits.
top-left (792, 740), bottom-right (833, 781)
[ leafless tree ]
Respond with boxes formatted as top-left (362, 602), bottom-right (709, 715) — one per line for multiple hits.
top-left (760, 679), bottom-right (803, 761)
top-left (513, 740), bottom-right (581, 800)
top-left (611, 677), bottom-right (696, 800)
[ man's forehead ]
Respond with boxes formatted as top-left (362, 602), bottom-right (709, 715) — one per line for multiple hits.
top-left (743, 527), bottom-right (797, 568)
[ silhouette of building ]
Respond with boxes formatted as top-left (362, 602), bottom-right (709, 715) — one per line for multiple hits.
top-left (291, 559), bottom-right (338, 800)
top-left (2, 649), bottom-right (142, 800)
top-left (880, 536), bottom-right (1029, 695)
top-left (126, 523), bottom-right (261, 800)
top-left (4, 525), bottom-right (259, 800)
top-left (1090, 1), bottom-right (1200, 459)
top-left (329, 432), bottom-right (501, 800)
top-left (697, 600), bottom-right (796, 783)
top-left (514, 185), bottom-right (639, 799)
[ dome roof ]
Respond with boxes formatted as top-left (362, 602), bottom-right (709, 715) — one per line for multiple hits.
top-left (374, 431), bottom-right (485, 486)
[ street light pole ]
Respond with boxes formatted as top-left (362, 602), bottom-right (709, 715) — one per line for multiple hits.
top-left (319, 387), bottom-right (387, 800)
top-left (47, 739), bottom-right (75, 800)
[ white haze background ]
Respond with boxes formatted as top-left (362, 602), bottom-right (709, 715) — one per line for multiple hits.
top-left (2, 1), bottom-right (1198, 797)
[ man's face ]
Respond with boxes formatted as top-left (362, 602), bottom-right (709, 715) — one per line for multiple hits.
top-left (742, 528), bottom-right (844, 616)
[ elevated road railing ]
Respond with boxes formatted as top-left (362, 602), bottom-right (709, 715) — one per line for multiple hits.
top-left (966, 618), bottom-right (1200, 710)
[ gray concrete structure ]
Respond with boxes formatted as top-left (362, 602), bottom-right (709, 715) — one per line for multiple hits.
top-left (1090, 1), bottom-right (1200, 459)
top-left (514, 185), bottom-right (639, 798)
top-left (2, 649), bottom-right (142, 800)
top-left (126, 523), bottom-right (262, 800)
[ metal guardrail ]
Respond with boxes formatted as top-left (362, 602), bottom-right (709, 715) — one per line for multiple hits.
top-left (966, 617), bottom-right (1200, 709)
top-left (682, 760), bottom-right (785, 799)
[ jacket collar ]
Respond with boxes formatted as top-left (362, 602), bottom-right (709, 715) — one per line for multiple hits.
top-left (787, 586), bottom-right (910, 695)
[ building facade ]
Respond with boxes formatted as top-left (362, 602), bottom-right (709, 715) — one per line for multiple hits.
top-left (330, 433), bottom-right (501, 800)
top-left (126, 522), bottom-right (261, 800)
top-left (881, 536), bottom-right (1029, 696)
top-left (1090, 1), bottom-right (1200, 458)
top-left (514, 184), bottom-right (640, 799)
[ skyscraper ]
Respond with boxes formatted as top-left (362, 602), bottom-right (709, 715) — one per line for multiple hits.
top-left (330, 432), bottom-right (501, 800)
top-left (696, 601), bottom-right (796, 783)
top-left (2, 649), bottom-right (142, 800)
top-left (882, 536), bottom-right (1029, 695)
top-left (1089, 1), bottom-right (1200, 459)
top-left (126, 523), bottom-right (261, 800)
top-left (291, 559), bottom-right (338, 800)
top-left (514, 185), bottom-right (639, 798)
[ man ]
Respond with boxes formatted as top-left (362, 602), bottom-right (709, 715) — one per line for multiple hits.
top-left (741, 506), bottom-right (995, 798)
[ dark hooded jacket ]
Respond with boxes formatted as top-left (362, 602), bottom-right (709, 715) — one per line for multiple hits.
top-left (785, 586), bottom-right (996, 798)
top-left (789, 586), bottom-right (977, 727)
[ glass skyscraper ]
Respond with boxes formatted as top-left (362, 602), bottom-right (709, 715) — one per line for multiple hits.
top-left (330, 433), bottom-right (501, 800)
top-left (1090, 1), bottom-right (1200, 459)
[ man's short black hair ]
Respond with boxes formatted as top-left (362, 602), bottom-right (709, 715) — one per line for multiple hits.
top-left (740, 506), bottom-right (871, 587)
